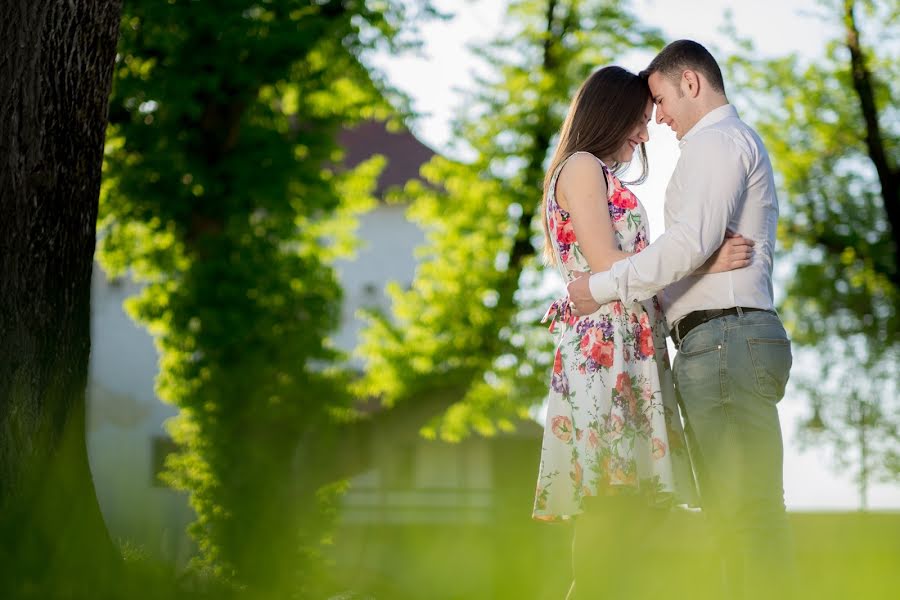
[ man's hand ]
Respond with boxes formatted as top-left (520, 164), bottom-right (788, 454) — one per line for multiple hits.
top-left (566, 271), bottom-right (601, 316)
top-left (697, 230), bottom-right (755, 274)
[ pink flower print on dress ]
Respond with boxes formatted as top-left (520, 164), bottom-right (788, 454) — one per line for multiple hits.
top-left (595, 340), bottom-right (615, 368)
top-left (639, 325), bottom-right (655, 359)
top-left (571, 460), bottom-right (583, 487)
top-left (609, 457), bottom-right (637, 486)
top-left (609, 178), bottom-right (638, 210)
top-left (633, 312), bottom-right (655, 360)
top-left (555, 215), bottom-right (576, 244)
top-left (608, 414), bottom-right (625, 440)
top-left (550, 349), bottom-right (570, 395)
top-left (633, 230), bottom-right (649, 252)
top-left (652, 438), bottom-right (667, 460)
top-left (615, 372), bottom-right (638, 417)
top-left (551, 415), bottom-right (574, 442)
top-left (642, 381), bottom-right (654, 403)
top-left (639, 312), bottom-right (651, 329)
top-left (581, 327), bottom-right (615, 369)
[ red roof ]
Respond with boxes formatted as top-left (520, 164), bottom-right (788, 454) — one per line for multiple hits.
top-left (338, 121), bottom-right (437, 197)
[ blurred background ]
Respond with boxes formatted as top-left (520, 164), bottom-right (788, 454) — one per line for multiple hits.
top-left (78, 0), bottom-right (899, 598)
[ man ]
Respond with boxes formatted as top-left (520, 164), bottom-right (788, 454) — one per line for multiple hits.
top-left (567, 40), bottom-right (794, 600)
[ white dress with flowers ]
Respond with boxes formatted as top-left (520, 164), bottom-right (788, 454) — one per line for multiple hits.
top-left (533, 152), bottom-right (697, 521)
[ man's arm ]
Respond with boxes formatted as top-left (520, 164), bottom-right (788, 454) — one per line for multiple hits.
top-left (570, 130), bottom-right (750, 308)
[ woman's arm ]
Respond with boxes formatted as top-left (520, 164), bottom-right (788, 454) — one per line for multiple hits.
top-left (556, 153), bottom-right (631, 274)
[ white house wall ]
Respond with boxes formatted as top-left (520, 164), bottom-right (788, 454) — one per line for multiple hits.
top-left (86, 267), bottom-right (193, 564)
top-left (331, 203), bottom-right (423, 365)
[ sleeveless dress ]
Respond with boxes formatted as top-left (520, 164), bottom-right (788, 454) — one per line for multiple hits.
top-left (533, 152), bottom-right (698, 521)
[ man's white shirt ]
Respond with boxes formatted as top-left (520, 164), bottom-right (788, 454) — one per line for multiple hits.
top-left (587, 104), bottom-right (778, 327)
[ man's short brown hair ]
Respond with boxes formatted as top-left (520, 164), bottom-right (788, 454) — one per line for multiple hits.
top-left (640, 40), bottom-right (726, 95)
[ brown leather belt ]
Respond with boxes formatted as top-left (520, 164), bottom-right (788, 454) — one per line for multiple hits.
top-left (670, 307), bottom-right (771, 348)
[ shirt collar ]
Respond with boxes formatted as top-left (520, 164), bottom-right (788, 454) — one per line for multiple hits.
top-left (678, 104), bottom-right (738, 148)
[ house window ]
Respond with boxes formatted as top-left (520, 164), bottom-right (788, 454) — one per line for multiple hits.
top-left (151, 436), bottom-right (178, 487)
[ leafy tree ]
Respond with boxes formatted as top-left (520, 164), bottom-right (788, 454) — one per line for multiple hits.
top-left (355, 0), bottom-right (663, 440)
top-left (724, 0), bottom-right (899, 500)
top-left (98, 1), bottom-right (437, 594)
top-left (794, 346), bottom-right (899, 508)
top-left (0, 1), bottom-right (123, 596)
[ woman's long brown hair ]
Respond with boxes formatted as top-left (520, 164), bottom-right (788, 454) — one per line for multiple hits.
top-left (541, 66), bottom-right (651, 265)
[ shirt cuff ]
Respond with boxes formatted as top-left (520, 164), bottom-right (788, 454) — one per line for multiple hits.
top-left (588, 271), bottom-right (618, 305)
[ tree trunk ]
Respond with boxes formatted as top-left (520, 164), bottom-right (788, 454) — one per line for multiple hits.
top-left (0, 1), bottom-right (123, 596)
top-left (844, 0), bottom-right (900, 283)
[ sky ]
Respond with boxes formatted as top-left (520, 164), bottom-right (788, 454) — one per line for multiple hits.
top-left (369, 0), bottom-right (900, 511)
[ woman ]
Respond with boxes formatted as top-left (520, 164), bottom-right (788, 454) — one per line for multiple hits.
top-left (532, 66), bottom-right (751, 598)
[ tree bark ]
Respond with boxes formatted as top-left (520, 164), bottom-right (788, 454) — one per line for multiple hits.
top-left (0, 1), bottom-right (123, 595)
top-left (844, 0), bottom-right (899, 283)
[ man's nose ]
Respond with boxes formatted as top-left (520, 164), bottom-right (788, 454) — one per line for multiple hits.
top-left (655, 107), bottom-right (665, 124)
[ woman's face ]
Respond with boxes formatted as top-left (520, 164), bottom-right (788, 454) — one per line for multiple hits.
top-left (611, 98), bottom-right (652, 164)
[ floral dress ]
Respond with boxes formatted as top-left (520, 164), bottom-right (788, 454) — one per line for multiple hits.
top-left (533, 152), bottom-right (697, 521)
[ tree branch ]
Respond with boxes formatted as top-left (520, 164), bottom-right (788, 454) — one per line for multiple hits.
top-left (844, 0), bottom-right (899, 284)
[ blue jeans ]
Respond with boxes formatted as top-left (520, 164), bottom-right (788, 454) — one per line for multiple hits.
top-left (672, 309), bottom-right (794, 600)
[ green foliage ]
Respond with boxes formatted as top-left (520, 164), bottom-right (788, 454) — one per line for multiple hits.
top-left (795, 344), bottom-right (899, 504)
top-left (355, 0), bottom-right (664, 441)
top-left (724, 0), bottom-right (899, 487)
top-left (98, 0), bottom-right (436, 593)
top-left (727, 1), bottom-right (898, 347)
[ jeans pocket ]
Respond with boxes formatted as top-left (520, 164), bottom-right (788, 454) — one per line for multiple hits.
top-left (674, 345), bottom-right (723, 409)
top-left (678, 327), bottom-right (722, 358)
top-left (746, 338), bottom-right (792, 400)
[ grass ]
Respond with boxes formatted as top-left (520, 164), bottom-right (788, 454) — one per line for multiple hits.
top-left (329, 510), bottom-right (900, 599)
top-left (6, 511), bottom-right (895, 599)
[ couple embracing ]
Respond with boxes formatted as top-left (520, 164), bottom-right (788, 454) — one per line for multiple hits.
top-left (533, 40), bottom-right (793, 600)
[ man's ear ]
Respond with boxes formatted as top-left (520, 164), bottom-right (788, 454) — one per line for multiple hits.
top-left (682, 69), bottom-right (701, 98)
